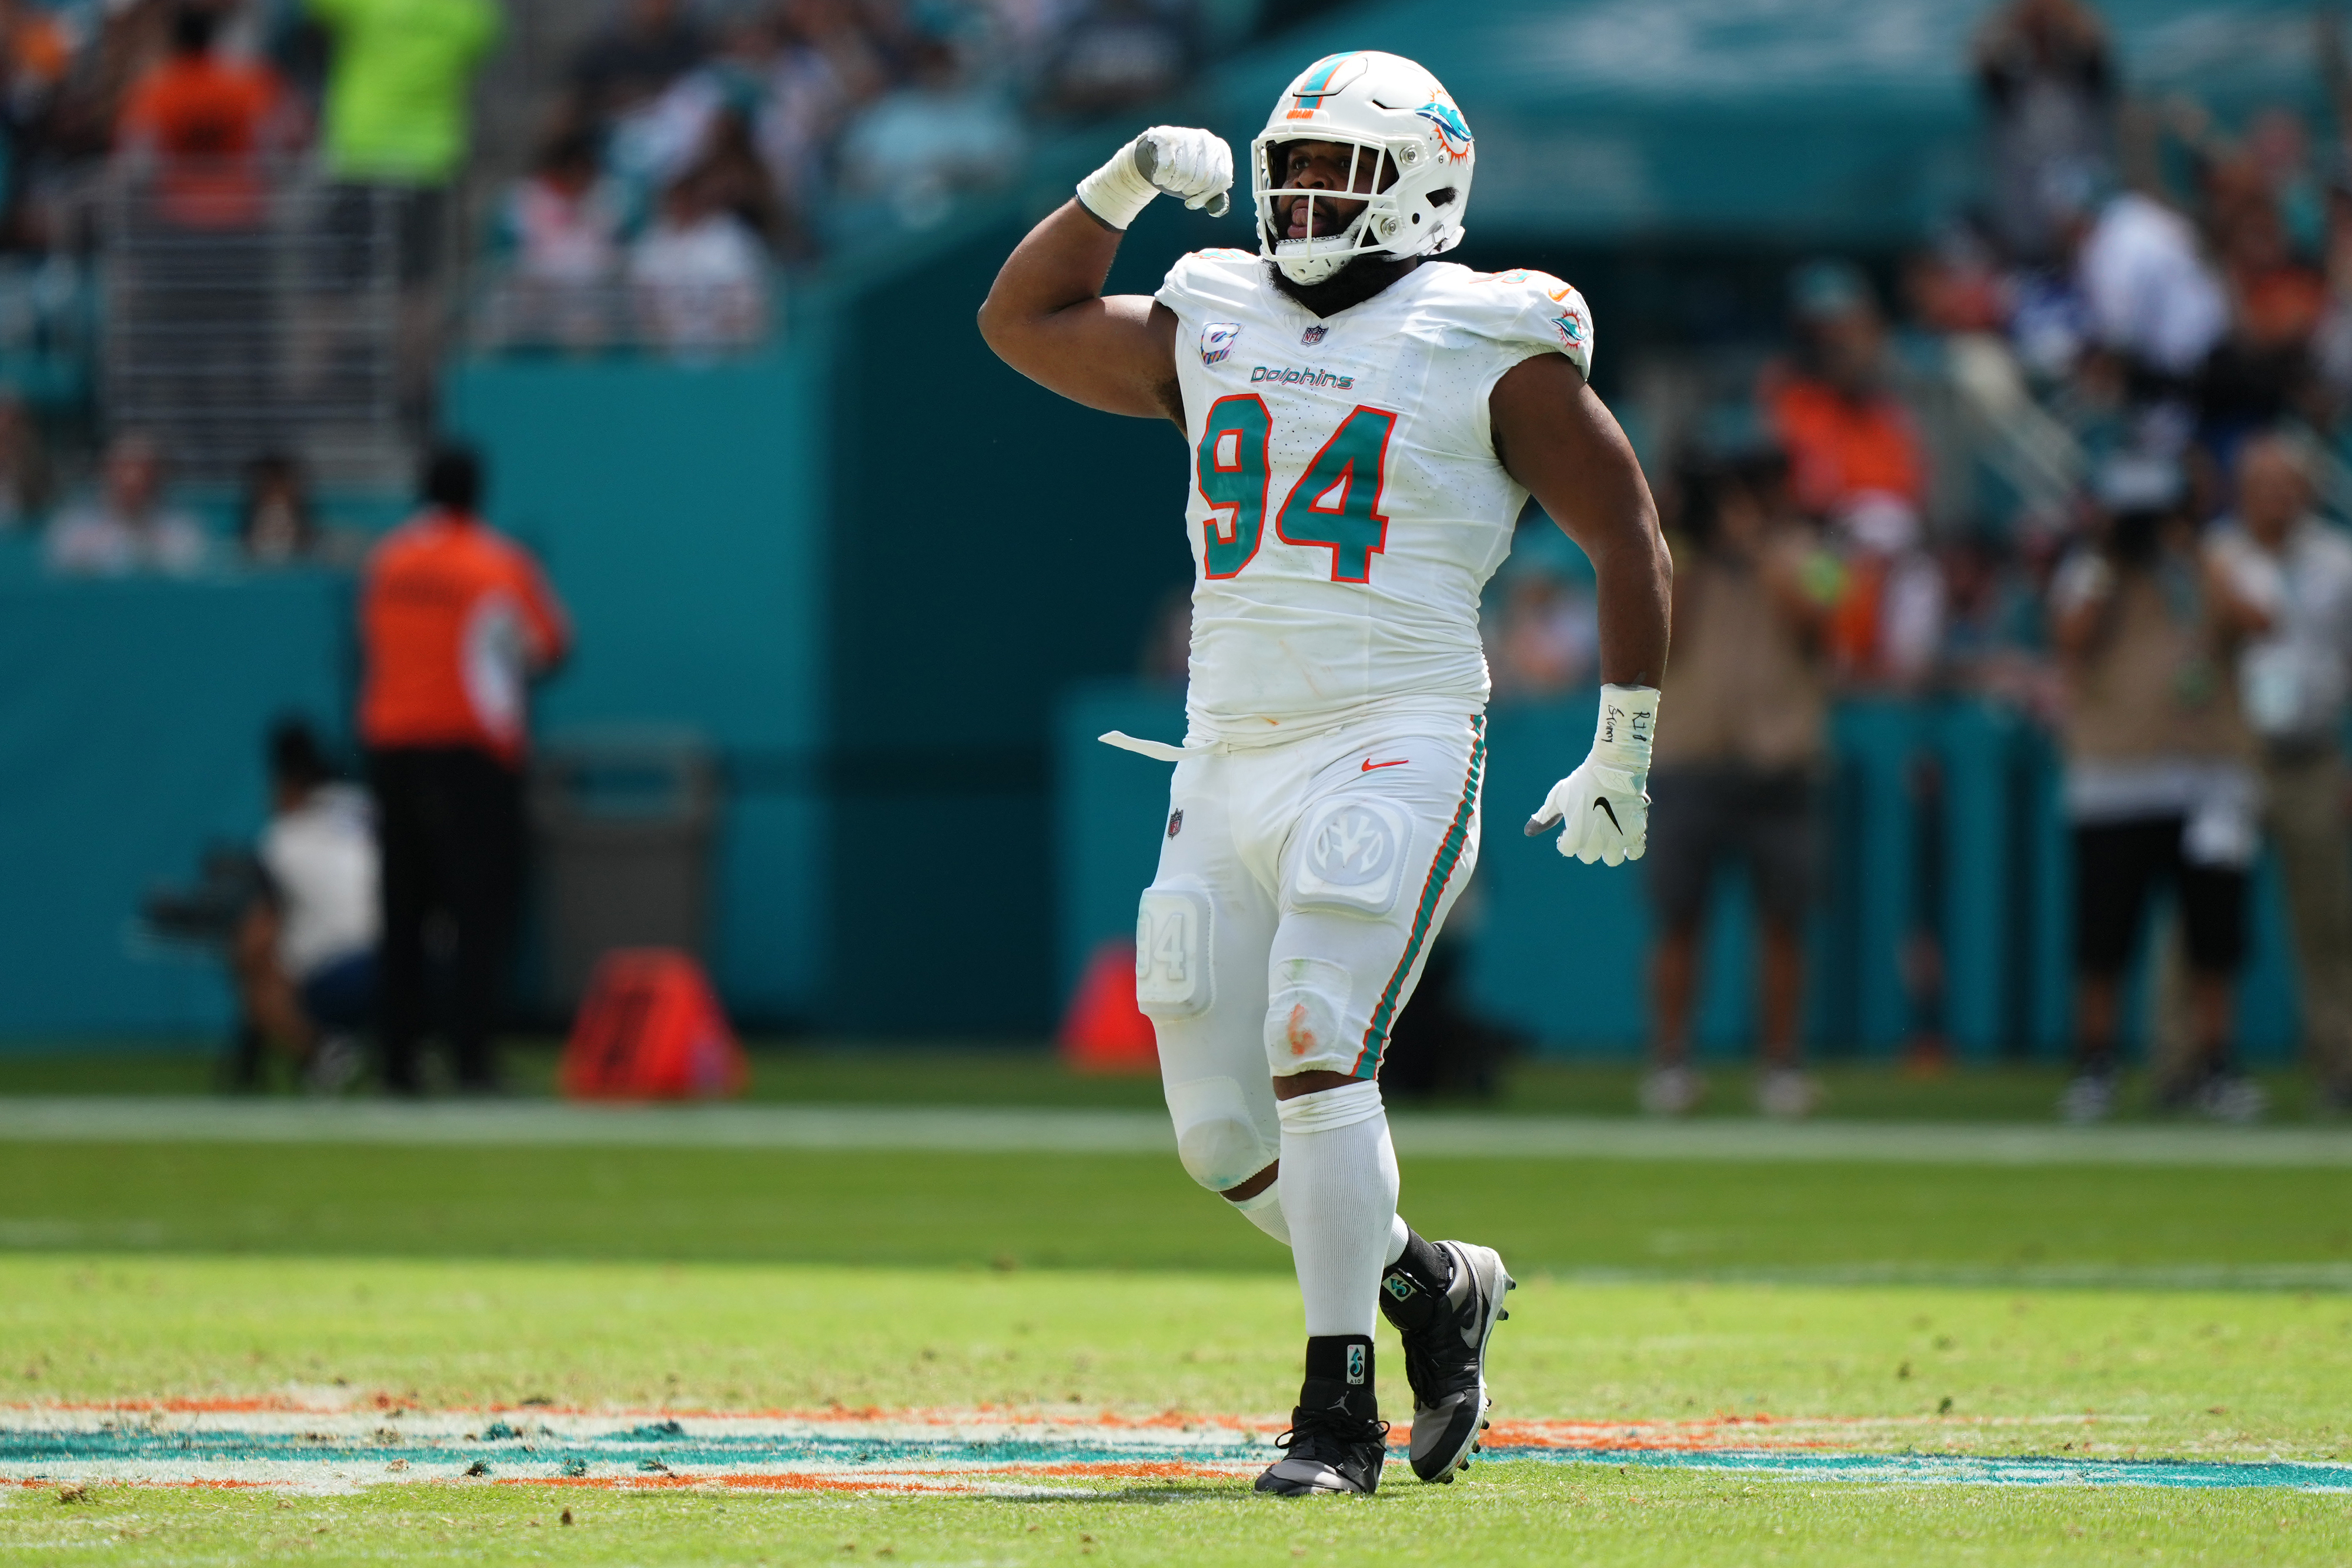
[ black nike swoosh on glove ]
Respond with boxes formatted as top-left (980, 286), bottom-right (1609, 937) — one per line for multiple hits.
top-left (1593, 798), bottom-right (1621, 833)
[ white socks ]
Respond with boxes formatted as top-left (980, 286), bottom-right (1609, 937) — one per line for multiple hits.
top-left (1230, 1184), bottom-right (1409, 1264)
top-left (1275, 1079), bottom-right (1401, 1338)
top-left (1229, 1182), bottom-right (1290, 1245)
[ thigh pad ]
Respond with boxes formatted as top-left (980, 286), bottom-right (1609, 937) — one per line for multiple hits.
top-left (1135, 881), bottom-right (1215, 1019)
top-left (1289, 795), bottom-right (1412, 918)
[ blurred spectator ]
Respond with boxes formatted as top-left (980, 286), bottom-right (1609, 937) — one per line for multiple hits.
top-left (571, 0), bottom-right (709, 128)
top-left (2316, 167), bottom-right (2352, 421)
top-left (1643, 451), bottom-right (1837, 1119)
top-left (2244, 108), bottom-right (2325, 263)
top-left (1825, 494), bottom-right (1946, 688)
top-left (116, 5), bottom-right (301, 230)
top-left (506, 125), bottom-right (626, 286)
top-left (308, 0), bottom-right (500, 283)
top-left (1974, 0), bottom-right (2114, 266)
top-left (240, 451), bottom-right (315, 562)
top-left (0, 0), bottom-right (70, 124)
top-left (2048, 455), bottom-right (2264, 1122)
top-left (1893, 238), bottom-right (2008, 537)
top-left (2207, 433), bottom-right (2352, 1111)
top-left (690, 108), bottom-right (794, 250)
top-left (236, 450), bottom-right (370, 566)
top-left (359, 445), bottom-right (569, 1094)
top-left (228, 719), bottom-right (377, 1094)
top-left (0, 0), bottom-right (72, 242)
top-left (45, 432), bottom-right (206, 574)
top-left (2200, 155), bottom-right (2326, 464)
top-left (837, 38), bottom-right (1024, 230)
top-left (628, 166), bottom-right (769, 351)
top-left (0, 391), bottom-right (54, 529)
top-left (2072, 188), bottom-right (2228, 398)
top-left (44, 0), bottom-right (176, 169)
top-left (1040, 0), bottom-right (1193, 121)
top-left (495, 124), bottom-right (628, 346)
top-left (603, 17), bottom-right (769, 225)
top-left (310, 0), bottom-right (499, 189)
top-left (759, 0), bottom-right (887, 216)
top-left (1768, 261), bottom-right (1927, 524)
top-left (1768, 262), bottom-right (1944, 687)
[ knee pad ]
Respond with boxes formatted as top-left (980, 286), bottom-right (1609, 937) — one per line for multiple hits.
top-left (1134, 881), bottom-right (1214, 1019)
top-left (1291, 796), bottom-right (1412, 917)
top-left (1164, 1075), bottom-right (1273, 1192)
top-left (1265, 955), bottom-right (1356, 1066)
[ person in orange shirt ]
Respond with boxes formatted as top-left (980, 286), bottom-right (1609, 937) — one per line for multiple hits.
top-left (1766, 260), bottom-right (1942, 686)
top-left (359, 446), bottom-right (569, 1094)
top-left (1765, 260), bottom-right (1926, 521)
top-left (116, 6), bottom-right (303, 229)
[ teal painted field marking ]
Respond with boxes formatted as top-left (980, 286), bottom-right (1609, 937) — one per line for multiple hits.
top-left (1549, 1447), bottom-right (2352, 1492)
top-left (6, 1424), bottom-right (2349, 1493)
top-left (5, 1098), bottom-right (2352, 1168)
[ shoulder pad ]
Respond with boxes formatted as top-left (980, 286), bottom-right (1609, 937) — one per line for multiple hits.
top-left (1158, 248), bottom-right (1266, 317)
top-left (1469, 268), bottom-right (1593, 377)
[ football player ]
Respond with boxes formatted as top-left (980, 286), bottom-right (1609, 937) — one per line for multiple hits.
top-left (979, 51), bottom-right (1670, 1496)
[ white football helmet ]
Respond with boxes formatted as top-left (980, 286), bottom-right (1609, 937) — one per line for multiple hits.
top-left (1251, 50), bottom-right (1474, 285)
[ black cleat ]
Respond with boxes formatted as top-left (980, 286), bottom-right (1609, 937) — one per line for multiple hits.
top-left (1379, 1239), bottom-right (1515, 1483)
top-left (1254, 1378), bottom-right (1389, 1497)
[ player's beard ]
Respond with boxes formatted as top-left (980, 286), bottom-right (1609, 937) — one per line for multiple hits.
top-left (1265, 253), bottom-right (1422, 319)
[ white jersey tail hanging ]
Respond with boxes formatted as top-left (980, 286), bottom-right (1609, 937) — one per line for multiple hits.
top-left (1252, 50), bottom-right (1475, 285)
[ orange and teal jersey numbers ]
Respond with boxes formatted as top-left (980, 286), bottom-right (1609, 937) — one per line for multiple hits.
top-left (1276, 406), bottom-right (1396, 583)
top-left (1195, 400), bottom-right (1396, 584)
top-left (1197, 394), bottom-right (1271, 578)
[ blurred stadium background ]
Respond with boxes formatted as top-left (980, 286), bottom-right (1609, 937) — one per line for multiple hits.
top-left (0, 0), bottom-right (2342, 1092)
top-left (9, 1), bottom-right (2352, 1560)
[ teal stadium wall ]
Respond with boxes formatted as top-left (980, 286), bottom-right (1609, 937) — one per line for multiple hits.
top-left (442, 317), bottom-right (836, 1027)
top-left (0, 564), bottom-right (357, 1037)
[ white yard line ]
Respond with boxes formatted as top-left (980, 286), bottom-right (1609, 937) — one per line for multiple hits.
top-left (2, 1098), bottom-right (2351, 1166)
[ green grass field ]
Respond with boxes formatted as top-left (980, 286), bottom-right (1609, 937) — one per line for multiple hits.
top-left (4, 1049), bottom-right (2351, 1563)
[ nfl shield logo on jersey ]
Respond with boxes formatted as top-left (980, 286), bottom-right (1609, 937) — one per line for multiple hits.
top-left (1201, 322), bottom-right (1241, 366)
top-left (1301, 325), bottom-right (1328, 345)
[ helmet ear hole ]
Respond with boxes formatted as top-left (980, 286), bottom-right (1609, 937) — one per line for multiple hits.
top-left (1429, 188), bottom-right (1456, 208)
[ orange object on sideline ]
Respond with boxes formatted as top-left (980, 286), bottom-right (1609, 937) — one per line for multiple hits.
top-left (562, 948), bottom-right (747, 1099)
top-left (1058, 938), bottom-right (1160, 1075)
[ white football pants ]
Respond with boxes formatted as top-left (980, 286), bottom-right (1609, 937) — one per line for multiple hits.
top-left (1131, 710), bottom-right (1485, 1198)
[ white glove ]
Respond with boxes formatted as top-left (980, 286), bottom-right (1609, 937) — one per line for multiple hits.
top-left (1076, 126), bottom-right (1233, 229)
top-left (1525, 685), bottom-right (1659, 867)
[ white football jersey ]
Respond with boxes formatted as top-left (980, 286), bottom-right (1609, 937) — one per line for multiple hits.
top-left (1155, 250), bottom-right (1594, 745)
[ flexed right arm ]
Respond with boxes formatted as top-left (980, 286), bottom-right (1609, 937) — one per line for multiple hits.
top-left (977, 128), bottom-right (1232, 424)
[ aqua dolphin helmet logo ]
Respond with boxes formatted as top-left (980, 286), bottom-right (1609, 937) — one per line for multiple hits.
top-left (1415, 93), bottom-right (1472, 163)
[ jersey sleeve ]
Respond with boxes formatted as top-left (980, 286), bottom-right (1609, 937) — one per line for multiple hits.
top-left (1462, 268), bottom-right (1595, 382)
top-left (1154, 248), bottom-right (1259, 324)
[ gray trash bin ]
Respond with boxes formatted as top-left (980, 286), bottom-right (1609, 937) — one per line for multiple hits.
top-left (532, 730), bottom-right (720, 1014)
